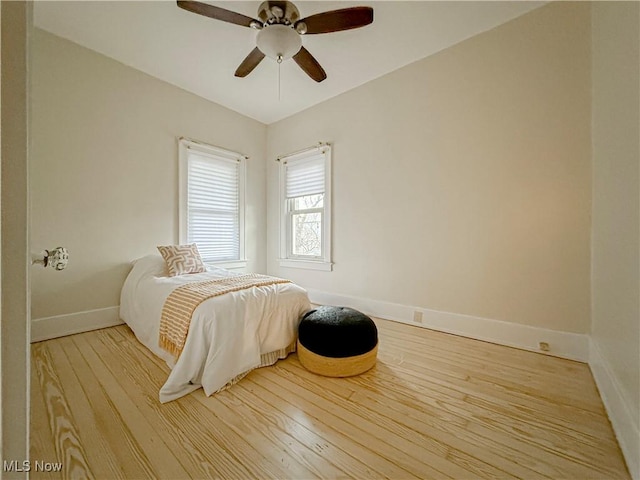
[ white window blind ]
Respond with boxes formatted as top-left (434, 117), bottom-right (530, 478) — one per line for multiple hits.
top-left (179, 138), bottom-right (246, 268)
top-left (285, 154), bottom-right (325, 198)
top-left (185, 148), bottom-right (242, 263)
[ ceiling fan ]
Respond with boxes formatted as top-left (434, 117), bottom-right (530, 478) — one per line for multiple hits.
top-left (177, 1), bottom-right (374, 82)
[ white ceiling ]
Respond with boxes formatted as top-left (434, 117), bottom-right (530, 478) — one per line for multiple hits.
top-left (34, 1), bottom-right (545, 124)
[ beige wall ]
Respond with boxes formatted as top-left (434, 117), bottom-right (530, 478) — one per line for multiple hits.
top-left (591, 0), bottom-right (639, 467)
top-left (267, 1), bottom-right (592, 333)
top-left (30, 29), bottom-right (267, 319)
top-left (1, 1), bottom-right (30, 473)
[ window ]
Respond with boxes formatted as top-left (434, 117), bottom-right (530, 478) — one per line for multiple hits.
top-left (279, 144), bottom-right (332, 271)
top-left (179, 138), bottom-right (246, 268)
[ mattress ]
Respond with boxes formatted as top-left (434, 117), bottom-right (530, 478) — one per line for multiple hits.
top-left (119, 254), bottom-right (310, 402)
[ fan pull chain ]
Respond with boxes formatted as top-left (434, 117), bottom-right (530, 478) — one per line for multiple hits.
top-left (277, 54), bottom-right (283, 102)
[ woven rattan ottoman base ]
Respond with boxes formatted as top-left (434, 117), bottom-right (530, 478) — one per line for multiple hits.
top-left (297, 340), bottom-right (378, 377)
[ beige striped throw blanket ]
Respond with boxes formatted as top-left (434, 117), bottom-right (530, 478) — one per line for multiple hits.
top-left (159, 273), bottom-right (291, 359)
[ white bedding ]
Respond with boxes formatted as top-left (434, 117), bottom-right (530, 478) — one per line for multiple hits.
top-left (119, 255), bottom-right (310, 403)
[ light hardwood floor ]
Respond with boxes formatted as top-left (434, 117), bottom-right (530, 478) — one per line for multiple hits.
top-left (31, 318), bottom-right (630, 479)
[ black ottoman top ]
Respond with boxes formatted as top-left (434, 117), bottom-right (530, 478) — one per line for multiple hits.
top-left (298, 306), bottom-right (378, 358)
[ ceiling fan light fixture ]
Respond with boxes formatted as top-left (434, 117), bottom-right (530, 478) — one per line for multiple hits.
top-left (256, 25), bottom-right (301, 61)
top-left (178, 1), bottom-right (374, 82)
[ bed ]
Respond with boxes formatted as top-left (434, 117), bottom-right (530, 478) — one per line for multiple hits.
top-left (119, 254), bottom-right (310, 403)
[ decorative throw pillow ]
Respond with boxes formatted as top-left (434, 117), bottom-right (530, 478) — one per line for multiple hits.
top-left (157, 243), bottom-right (207, 277)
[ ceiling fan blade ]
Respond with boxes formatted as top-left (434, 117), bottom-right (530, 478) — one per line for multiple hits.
top-left (177, 1), bottom-right (260, 28)
top-left (293, 47), bottom-right (327, 83)
top-left (234, 47), bottom-right (265, 78)
top-left (296, 7), bottom-right (373, 35)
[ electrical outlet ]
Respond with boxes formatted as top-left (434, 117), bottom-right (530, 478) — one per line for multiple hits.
top-left (539, 342), bottom-right (550, 352)
top-left (413, 310), bottom-right (423, 323)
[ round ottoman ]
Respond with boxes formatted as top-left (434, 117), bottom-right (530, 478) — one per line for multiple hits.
top-left (297, 306), bottom-right (378, 377)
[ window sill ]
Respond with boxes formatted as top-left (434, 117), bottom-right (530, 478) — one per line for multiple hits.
top-left (278, 259), bottom-right (333, 271)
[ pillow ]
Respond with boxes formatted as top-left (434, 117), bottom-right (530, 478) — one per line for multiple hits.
top-left (157, 243), bottom-right (207, 277)
top-left (131, 254), bottom-right (167, 276)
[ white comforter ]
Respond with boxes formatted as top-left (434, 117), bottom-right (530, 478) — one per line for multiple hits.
top-left (119, 255), bottom-right (310, 403)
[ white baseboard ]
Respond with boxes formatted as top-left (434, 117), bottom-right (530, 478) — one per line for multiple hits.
top-left (589, 338), bottom-right (639, 480)
top-left (307, 289), bottom-right (589, 362)
top-left (31, 306), bottom-right (123, 343)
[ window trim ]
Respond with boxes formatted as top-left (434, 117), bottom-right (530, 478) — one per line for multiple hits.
top-left (178, 137), bottom-right (247, 269)
top-left (278, 144), bottom-right (332, 271)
